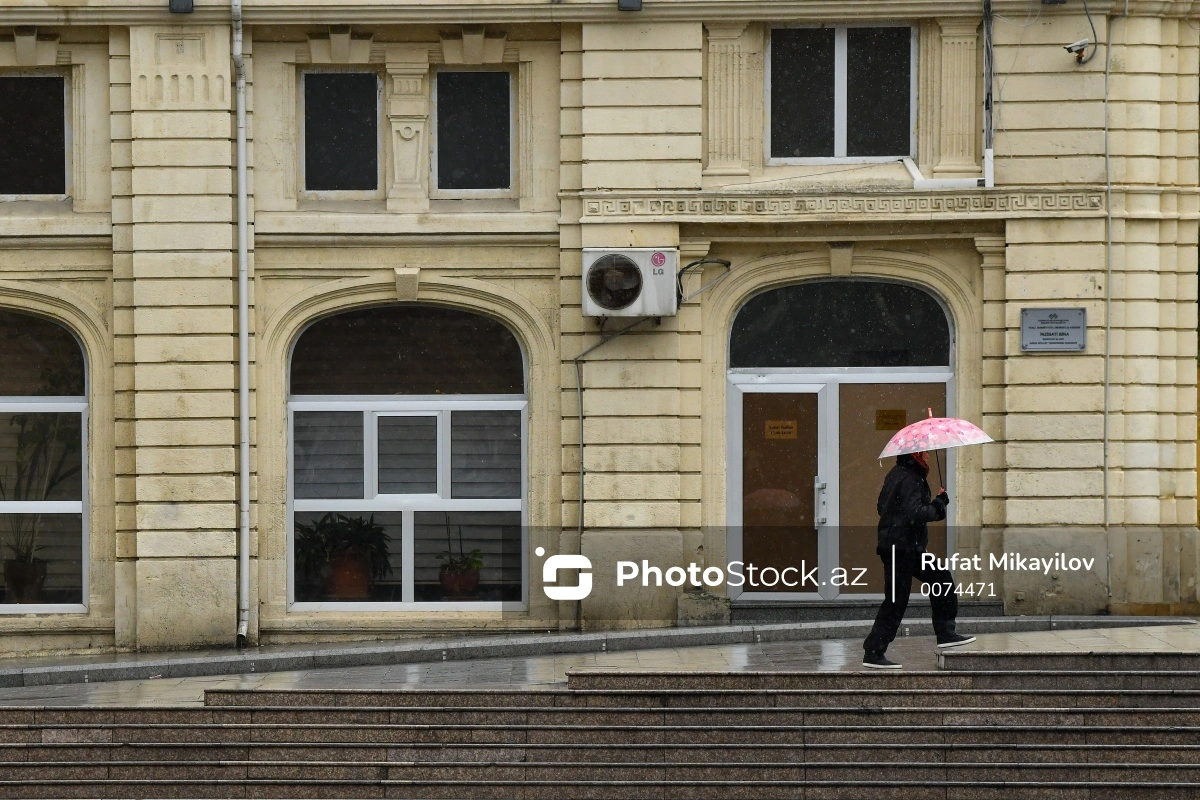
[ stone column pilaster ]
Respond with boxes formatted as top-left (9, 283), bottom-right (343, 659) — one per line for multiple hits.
top-left (386, 51), bottom-right (430, 212)
top-left (703, 23), bottom-right (749, 178)
top-left (934, 19), bottom-right (981, 177)
top-left (128, 24), bottom-right (238, 649)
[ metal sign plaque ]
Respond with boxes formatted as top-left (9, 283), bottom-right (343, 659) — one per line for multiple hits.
top-left (1020, 307), bottom-right (1087, 352)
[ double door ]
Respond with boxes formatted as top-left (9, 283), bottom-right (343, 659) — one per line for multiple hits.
top-left (728, 373), bottom-right (951, 600)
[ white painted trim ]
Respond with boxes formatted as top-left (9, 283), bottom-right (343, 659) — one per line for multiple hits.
top-left (297, 67), bottom-right (386, 199)
top-left (727, 372), bottom-right (956, 602)
top-left (430, 65), bottom-right (518, 199)
top-left (0, 397), bottom-right (88, 614)
top-left (287, 397), bottom-right (527, 612)
top-left (766, 23), bottom-right (918, 165)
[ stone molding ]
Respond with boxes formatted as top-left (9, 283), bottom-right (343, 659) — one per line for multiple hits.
top-left (703, 22), bottom-right (749, 178)
top-left (5, 2), bottom-right (1187, 26)
top-left (581, 190), bottom-right (1106, 222)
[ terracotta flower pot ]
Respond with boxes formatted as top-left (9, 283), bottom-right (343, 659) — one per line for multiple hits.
top-left (4, 559), bottom-right (48, 604)
top-left (439, 566), bottom-right (481, 599)
top-left (325, 551), bottom-right (372, 600)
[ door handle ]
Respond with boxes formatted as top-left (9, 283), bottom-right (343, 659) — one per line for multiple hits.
top-left (813, 477), bottom-right (827, 529)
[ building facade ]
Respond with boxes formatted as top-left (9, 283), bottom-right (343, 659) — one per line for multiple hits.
top-left (0, 0), bottom-right (1197, 653)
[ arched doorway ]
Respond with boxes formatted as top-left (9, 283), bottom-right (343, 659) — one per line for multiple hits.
top-left (0, 309), bottom-right (87, 610)
top-left (288, 305), bottom-right (527, 609)
top-left (727, 279), bottom-right (953, 601)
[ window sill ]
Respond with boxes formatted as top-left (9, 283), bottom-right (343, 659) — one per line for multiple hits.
top-left (0, 204), bottom-right (110, 240)
top-left (256, 209), bottom-right (558, 238)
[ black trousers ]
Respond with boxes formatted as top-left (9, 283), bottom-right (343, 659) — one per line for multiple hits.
top-left (864, 547), bottom-right (958, 654)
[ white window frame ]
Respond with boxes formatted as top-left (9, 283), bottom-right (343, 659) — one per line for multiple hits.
top-left (726, 369), bottom-right (955, 603)
top-left (765, 23), bottom-right (918, 165)
top-left (0, 395), bottom-right (89, 614)
top-left (430, 65), bottom-right (518, 200)
top-left (0, 70), bottom-right (72, 202)
top-left (287, 396), bottom-right (528, 612)
top-left (297, 68), bottom-right (385, 199)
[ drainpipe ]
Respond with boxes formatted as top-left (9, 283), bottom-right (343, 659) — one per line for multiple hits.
top-left (232, 0), bottom-right (251, 647)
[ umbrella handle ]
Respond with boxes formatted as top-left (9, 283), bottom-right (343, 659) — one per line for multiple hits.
top-left (933, 449), bottom-right (944, 489)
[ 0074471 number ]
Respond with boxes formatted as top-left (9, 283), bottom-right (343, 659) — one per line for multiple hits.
top-left (920, 582), bottom-right (995, 598)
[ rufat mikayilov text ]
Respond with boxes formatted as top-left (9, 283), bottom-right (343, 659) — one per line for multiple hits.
top-left (924, 553), bottom-right (1096, 575)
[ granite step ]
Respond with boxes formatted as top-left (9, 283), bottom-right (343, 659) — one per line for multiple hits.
top-left (9, 740), bottom-right (1200, 764)
top-left (2, 777), bottom-right (1200, 800)
top-left (938, 649), bottom-right (1200, 671)
top-left (563, 669), bottom-right (1200, 692)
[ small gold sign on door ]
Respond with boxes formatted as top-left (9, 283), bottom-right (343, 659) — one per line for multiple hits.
top-left (765, 420), bottom-right (798, 440)
top-left (875, 409), bottom-right (907, 431)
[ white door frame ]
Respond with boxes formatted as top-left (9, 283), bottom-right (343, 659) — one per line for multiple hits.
top-left (727, 367), bottom-right (955, 602)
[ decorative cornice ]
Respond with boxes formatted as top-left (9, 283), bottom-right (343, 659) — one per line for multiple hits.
top-left (580, 190), bottom-right (1106, 223)
top-left (2, 0), bottom-right (1193, 26)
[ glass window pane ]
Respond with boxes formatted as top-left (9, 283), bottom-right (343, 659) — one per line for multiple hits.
top-left (0, 76), bottom-right (66, 194)
top-left (378, 416), bottom-right (437, 494)
top-left (847, 28), bottom-right (912, 157)
top-left (437, 71), bottom-right (511, 190)
top-left (0, 310), bottom-right (85, 396)
top-left (291, 305), bottom-right (524, 396)
top-left (293, 511), bottom-right (402, 602)
top-left (293, 411), bottom-right (364, 499)
top-left (770, 29), bottom-right (835, 158)
top-left (730, 281), bottom-right (950, 368)
top-left (0, 514), bottom-right (82, 604)
top-left (414, 511), bottom-right (521, 602)
top-left (0, 413), bottom-right (82, 503)
top-left (452, 411), bottom-right (521, 499)
top-left (304, 72), bottom-right (378, 191)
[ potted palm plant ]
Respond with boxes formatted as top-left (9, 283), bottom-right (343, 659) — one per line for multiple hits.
top-left (294, 513), bottom-right (391, 600)
top-left (437, 524), bottom-right (484, 599)
top-left (1, 411), bottom-right (80, 604)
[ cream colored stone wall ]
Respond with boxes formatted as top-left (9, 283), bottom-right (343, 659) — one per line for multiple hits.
top-left (1, 2), bottom-right (1198, 653)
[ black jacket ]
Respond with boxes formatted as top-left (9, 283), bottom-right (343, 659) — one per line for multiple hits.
top-left (876, 455), bottom-right (948, 554)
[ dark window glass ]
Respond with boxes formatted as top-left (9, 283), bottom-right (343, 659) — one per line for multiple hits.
top-left (0, 310), bottom-right (85, 396)
top-left (293, 511), bottom-right (402, 602)
top-left (0, 76), bottom-right (66, 195)
top-left (730, 281), bottom-right (950, 368)
top-left (0, 412), bottom-right (82, 503)
top-left (847, 28), bottom-right (912, 156)
top-left (770, 29), bottom-right (835, 158)
top-left (413, 511), bottom-right (522, 602)
top-left (437, 71), bottom-right (511, 190)
top-left (378, 416), bottom-right (438, 494)
top-left (293, 411), bottom-right (364, 499)
top-left (451, 411), bottom-right (521, 499)
top-left (0, 514), bottom-right (82, 604)
top-left (291, 305), bottom-right (524, 395)
top-left (304, 72), bottom-right (378, 191)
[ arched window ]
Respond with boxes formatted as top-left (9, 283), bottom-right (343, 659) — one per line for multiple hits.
top-left (730, 279), bottom-right (951, 368)
top-left (288, 305), bottom-right (525, 608)
top-left (0, 309), bottom-right (86, 609)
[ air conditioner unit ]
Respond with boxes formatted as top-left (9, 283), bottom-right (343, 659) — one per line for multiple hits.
top-left (581, 248), bottom-right (679, 318)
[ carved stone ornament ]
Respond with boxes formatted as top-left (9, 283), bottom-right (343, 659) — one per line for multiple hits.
top-left (581, 191), bottom-right (1106, 222)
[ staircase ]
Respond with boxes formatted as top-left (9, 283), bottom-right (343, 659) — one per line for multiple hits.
top-left (1, 669), bottom-right (1199, 798)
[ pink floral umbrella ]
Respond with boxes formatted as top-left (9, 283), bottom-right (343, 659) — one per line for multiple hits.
top-left (879, 414), bottom-right (993, 460)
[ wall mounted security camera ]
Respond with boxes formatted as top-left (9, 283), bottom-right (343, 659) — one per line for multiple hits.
top-left (1064, 39), bottom-right (1089, 63)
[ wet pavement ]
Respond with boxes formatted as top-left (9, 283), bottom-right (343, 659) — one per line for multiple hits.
top-left (0, 624), bottom-right (1193, 707)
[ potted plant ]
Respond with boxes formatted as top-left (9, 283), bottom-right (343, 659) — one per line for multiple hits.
top-left (294, 513), bottom-right (391, 600)
top-left (1, 411), bottom-right (80, 604)
top-left (437, 524), bottom-right (484, 599)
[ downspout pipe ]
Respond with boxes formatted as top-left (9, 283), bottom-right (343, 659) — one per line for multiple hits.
top-left (232, 0), bottom-right (251, 647)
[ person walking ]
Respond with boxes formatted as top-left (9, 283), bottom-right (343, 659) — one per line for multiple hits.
top-left (862, 450), bottom-right (974, 669)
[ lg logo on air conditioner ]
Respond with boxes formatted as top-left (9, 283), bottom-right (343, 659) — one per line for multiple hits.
top-left (536, 547), bottom-right (593, 601)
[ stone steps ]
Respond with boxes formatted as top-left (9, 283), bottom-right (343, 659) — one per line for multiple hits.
top-left (563, 669), bottom-right (1200, 691)
top-left (938, 650), bottom-right (1200, 671)
top-left (2, 672), bottom-right (1199, 798)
